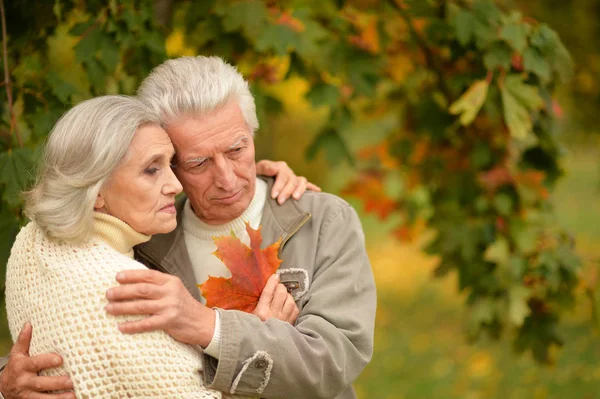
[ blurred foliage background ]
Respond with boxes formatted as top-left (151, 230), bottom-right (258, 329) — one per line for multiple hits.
top-left (0, 0), bottom-right (599, 397)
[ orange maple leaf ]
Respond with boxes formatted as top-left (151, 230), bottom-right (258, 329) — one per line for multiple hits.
top-left (198, 223), bottom-right (282, 313)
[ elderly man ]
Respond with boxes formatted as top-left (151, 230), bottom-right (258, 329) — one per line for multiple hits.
top-left (1, 56), bottom-right (376, 399)
top-left (127, 56), bottom-right (376, 398)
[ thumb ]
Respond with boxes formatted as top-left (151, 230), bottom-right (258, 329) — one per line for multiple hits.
top-left (11, 322), bottom-right (32, 356)
top-left (256, 274), bottom-right (280, 311)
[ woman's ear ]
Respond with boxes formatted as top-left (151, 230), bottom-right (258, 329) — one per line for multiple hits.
top-left (94, 192), bottom-right (105, 210)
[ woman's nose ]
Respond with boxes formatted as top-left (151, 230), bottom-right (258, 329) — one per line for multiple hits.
top-left (163, 166), bottom-right (183, 195)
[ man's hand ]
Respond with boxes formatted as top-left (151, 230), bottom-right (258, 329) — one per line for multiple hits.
top-left (253, 274), bottom-right (300, 324)
top-left (105, 270), bottom-right (216, 347)
top-left (256, 160), bottom-right (321, 204)
top-left (0, 323), bottom-right (74, 399)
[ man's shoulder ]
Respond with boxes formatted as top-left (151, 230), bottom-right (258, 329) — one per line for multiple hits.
top-left (295, 189), bottom-right (352, 212)
top-left (289, 189), bottom-right (360, 231)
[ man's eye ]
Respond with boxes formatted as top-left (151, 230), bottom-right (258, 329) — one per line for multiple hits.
top-left (192, 160), bottom-right (208, 168)
top-left (229, 147), bottom-right (243, 155)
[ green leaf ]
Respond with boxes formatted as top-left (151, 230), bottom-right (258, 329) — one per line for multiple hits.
top-left (0, 148), bottom-right (36, 208)
top-left (473, 19), bottom-right (497, 50)
top-left (483, 43), bottom-right (512, 71)
top-left (470, 142), bottom-right (493, 169)
top-left (69, 20), bottom-right (95, 36)
top-left (294, 10), bottom-right (328, 59)
top-left (84, 58), bottom-right (106, 90)
top-left (453, 9), bottom-right (475, 47)
top-left (255, 24), bottom-right (299, 55)
top-left (0, 208), bottom-right (20, 268)
top-left (448, 80), bottom-right (489, 125)
top-left (99, 35), bottom-right (120, 73)
top-left (493, 193), bottom-right (513, 216)
top-left (144, 30), bottom-right (166, 56)
top-left (501, 75), bottom-right (544, 140)
top-left (45, 70), bottom-right (79, 103)
top-left (509, 286), bottom-right (531, 326)
top-left (522, 47), bottom-right (551, 83)
top-left (468, 298), bottom-right (496, 338)
top-left (305, 83), bottom-right (340, 108)
top-left (511, 222), bottom-right (537, 255)
top-left (499, 12), bottom-right (529, 53)
top-left (74, 26), bottom-right (103, 63)
top-left (215, 0), bottom-right (268, 39)
top-left (484, 237), bottom-right (510, 265)
top-left (305, 127), bottom-right (354, 166)
top-left (472, 0), bottom-right (502, 24)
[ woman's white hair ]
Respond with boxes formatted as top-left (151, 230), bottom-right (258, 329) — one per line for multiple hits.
top-left (137, 56), bottom-right (258, 134)
top-left (25, 95), bottom-right (160, 244)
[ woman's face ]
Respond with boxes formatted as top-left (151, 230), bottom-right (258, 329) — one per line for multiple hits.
top-left (95, 124), bottom-right (183, 235)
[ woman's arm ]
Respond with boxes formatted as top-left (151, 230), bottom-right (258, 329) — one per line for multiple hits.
top-left (6, 229), bottom-right (221, 399)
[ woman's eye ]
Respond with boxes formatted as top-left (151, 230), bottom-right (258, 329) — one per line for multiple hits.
top-left (144, 167), bottom-right (159, 175)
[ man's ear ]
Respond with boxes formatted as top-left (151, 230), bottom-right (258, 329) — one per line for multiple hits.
top-left (94, 192), bottom-right (105, 210)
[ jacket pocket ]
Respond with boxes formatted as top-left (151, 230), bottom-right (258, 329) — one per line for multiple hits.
top-left (276, 268), bottom-right (309, 300)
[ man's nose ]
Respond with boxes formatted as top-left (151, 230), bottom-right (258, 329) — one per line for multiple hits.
top-left (213, 155), bottom-right (236, 191)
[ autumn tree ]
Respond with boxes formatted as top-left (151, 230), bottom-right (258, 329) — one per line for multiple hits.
top-left (0, 0), bottom-right (585, 362)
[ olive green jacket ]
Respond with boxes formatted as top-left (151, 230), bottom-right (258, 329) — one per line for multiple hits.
top-left (135, 178), bottom-right (376, 398)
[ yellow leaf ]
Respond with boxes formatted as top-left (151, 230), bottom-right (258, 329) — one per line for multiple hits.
top-left (448, 80), bottom-right (489, 126)
top-left (165, 29), bottom-right (195, 57)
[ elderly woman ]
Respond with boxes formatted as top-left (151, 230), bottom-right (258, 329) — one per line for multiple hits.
top-left (4, 95), bottom-right (308, 398)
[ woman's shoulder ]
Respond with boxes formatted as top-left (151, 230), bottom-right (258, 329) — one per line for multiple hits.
top-left (10, 222), bottom-right (143, 273)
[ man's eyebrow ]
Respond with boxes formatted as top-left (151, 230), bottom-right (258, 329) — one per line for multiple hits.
top-left (183, 136), bottom-right (248, 165)
top-left (227, 136), bottom-right (248, 150)
top-left (184, 156), bottom-right (209, 165)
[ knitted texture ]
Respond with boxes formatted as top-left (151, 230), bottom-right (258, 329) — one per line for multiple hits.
top-left (5, 223), bottom-right (222, 399)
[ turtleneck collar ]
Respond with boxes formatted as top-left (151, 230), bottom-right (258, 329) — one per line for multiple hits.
top-left (182, 178), bottom-right (267, 240)
top-left (93, 212), bottom-right (151, 258)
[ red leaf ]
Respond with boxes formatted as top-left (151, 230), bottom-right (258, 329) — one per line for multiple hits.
top-left (198, 223), bottom-right (282, 312)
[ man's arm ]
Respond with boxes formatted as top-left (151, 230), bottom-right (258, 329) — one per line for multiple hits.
top-left (0, 324), bottom-right (74, 399)
top-left (203, 204), bottom-right (376, 398)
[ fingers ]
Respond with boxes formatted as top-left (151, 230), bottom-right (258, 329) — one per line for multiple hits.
top-left (117, 315), bottom-right (163, 334)
top-left (11, 322), bottom-right (33, 356)
top-left (270, 283), bottom-right (288, 312)
top-left (27, 375), bottom-right (74, 393)
top-left (115, 269), bottom-right (170, 285)
top-left (106, 282), bottom-right (164, 302)
top-left (28, 353), bottom-right (64, 372)
top-left (256, 274), bottom-right (279, 309)
top-left (282, 295), bottom-right (299, 324)
top-left (255, 159), bottom-right (278, 176)
top-left (269, 162), bottom-right (290, 202)
top-left (105, 300), bottom-right (162, 316)
top-left (31, 392), bottom-right (76, 399)
top-left (306, 182), bottom-right (322, 192)
top-left (291, 177), bottom-right (308, 201)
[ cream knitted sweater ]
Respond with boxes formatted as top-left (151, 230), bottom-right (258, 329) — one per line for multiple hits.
top-left (5, 213), bottom-right (222, 399)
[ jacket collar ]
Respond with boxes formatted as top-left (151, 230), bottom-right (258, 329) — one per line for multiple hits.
top-left (134, 177), bottom-right (311, 298)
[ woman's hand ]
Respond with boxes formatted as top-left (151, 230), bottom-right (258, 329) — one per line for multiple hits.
top-left (253, 274), bottom-right (300, 325)
top-left (256, 160), bottom-right (321, 205)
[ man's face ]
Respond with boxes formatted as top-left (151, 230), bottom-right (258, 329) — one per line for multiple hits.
top-left (165, 100), bottom-right (257, 225)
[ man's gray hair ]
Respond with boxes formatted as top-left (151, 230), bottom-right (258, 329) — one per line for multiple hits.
top-left (25, 95), bottom-right (160, 244)
top-left (137, 56), bottom-right (259, 133)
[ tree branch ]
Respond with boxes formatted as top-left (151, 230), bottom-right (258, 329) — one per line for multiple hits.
top-left (389, 0), bottom-right (452, 101)
top-left (0, 0), bottom-right (22, 147)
